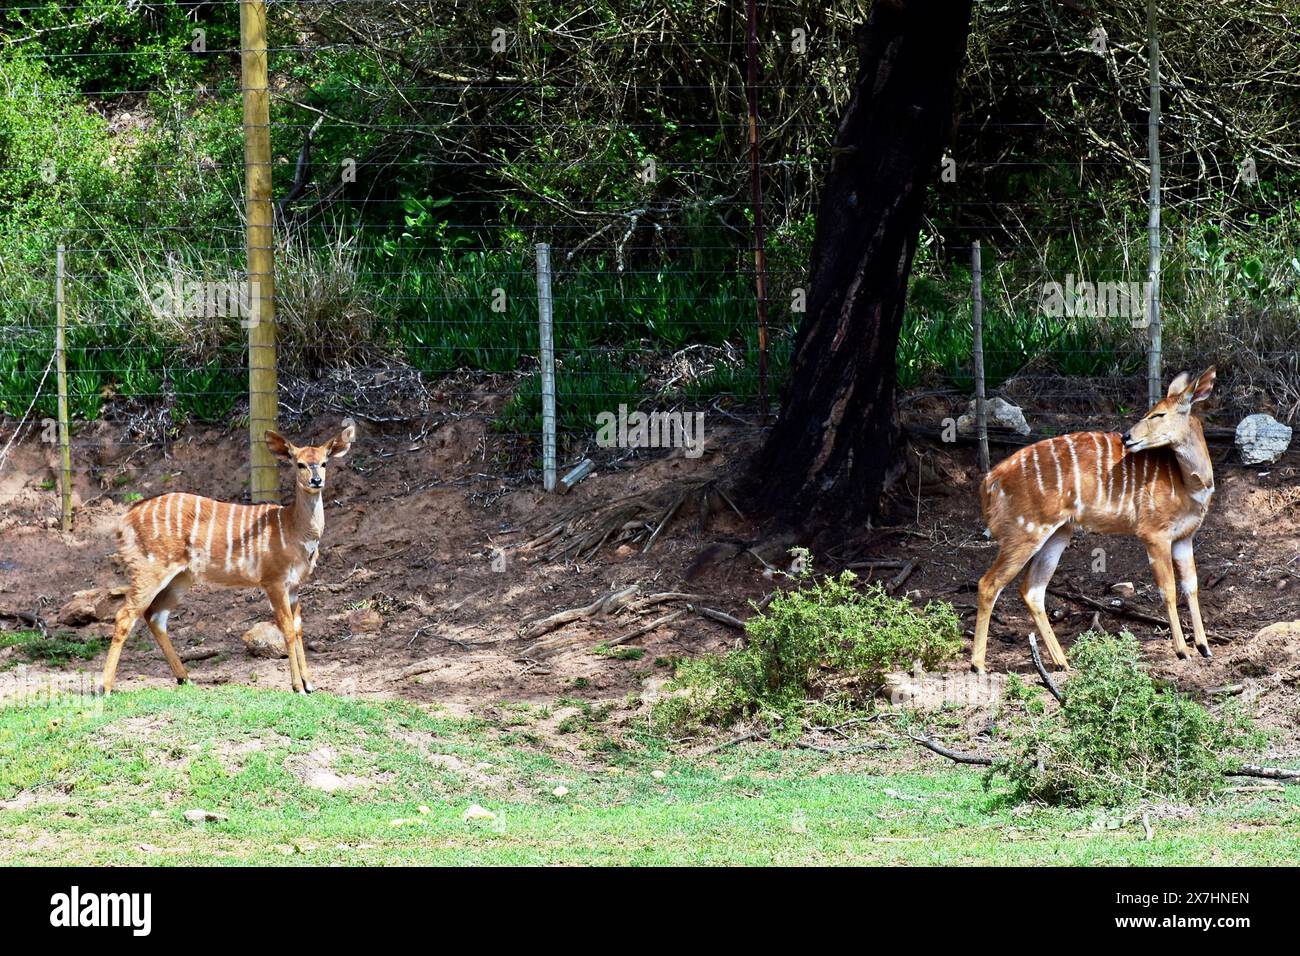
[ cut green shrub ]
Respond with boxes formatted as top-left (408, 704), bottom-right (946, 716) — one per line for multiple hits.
top-left (653, 554), bottom-right (962, 738)
top-left (992, 631), bottom-right (1260, 806)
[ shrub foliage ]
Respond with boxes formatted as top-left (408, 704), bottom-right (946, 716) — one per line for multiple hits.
top-left (653, 554), bottom-right (962, 738)
top-left (993, 632), bottom-right (1259, 806)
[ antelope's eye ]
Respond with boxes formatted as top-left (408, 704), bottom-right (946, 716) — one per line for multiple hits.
top-left (297, 462), bottom-right (307, 469)
top-left (1148, 413), bottom-right (1165, 419)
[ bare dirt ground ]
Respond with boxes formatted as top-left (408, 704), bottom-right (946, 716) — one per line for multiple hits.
top-left (2, 395), bottom-right (1299, 743)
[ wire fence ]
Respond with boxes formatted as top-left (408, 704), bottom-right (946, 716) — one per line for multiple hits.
top-left (1, 2), bottom-right (1298, 518)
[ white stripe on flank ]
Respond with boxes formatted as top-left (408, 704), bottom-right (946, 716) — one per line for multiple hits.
top-left (205, 499), bottom-right (217, 562)
top-left (1031, 446), bottom-right (1045, 494)
top-left (1089, 433), bottom-right (1103, 507)
top-left (225, 503), bottom-right (236, 572)
top-left (1168, 460), bottom-right (1177, 500)
top-left (189, 496), bottom-right (201, 549)
top-left (1118, 449), bottom-right (1129, 517)
top-left (1104, 436), bottom-right (1115, 512)
top-left (1065, 435), bottom-right (1082, 505)
top-left (1047, 440), bottom-right (1063, 493)
top-left (276, 508), bottom-right (287, 550)
top-left (238, 507), bottom-right (249, 572)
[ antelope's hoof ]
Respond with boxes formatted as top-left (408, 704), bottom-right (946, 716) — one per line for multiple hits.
top-left (302, 681), bottom-right (315, 694)
top-left (176, 677), bottom-right (191, 686)
top-left (1197, 644), bottom-right (1213, 659)
top-left (1176, 649), bottom-right (1190, 660)
top-left (970, 663), bottom-right (986, 675)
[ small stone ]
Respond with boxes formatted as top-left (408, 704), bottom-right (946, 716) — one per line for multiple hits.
top-left (305, 770), bottom-right (350, 793)
top-left (241, 621), bottom-right (287, 659)
top-left (346, 607), bottom-right (383, 633)
top-left (651, 770), bottom-right (666, 780)
top-left (1110, 582), bottom-right (1136, 598)
top-left (462, 804), bottom-right (496, 822)
top-left (1236, 413), bottom-right (1292, 465)
top-left (552, 786), bottom-right (569, 797)
top-left (957, 397), bottom-right (1031, 437)
top-left (57, 586), bottom-right (126, 626)
top-left (417, 805), bottom-right (431, 815)
top-left (183, 808), bottom-right (227, 824)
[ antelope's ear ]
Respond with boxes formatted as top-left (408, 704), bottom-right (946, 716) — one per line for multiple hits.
top-left (327, 419), bottom-right (356, 459)
top-left (1190, 366), bottom-right (1216, 404)
top-left (265, 430), bottom-right (295, 461)
top-left (1165, 371), bottom-right (1192, 399)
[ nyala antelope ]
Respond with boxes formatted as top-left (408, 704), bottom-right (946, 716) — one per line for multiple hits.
top-left (973, 368), bottom-right (1217, 672)
top-left (102, 421), bottom-right (356, 695)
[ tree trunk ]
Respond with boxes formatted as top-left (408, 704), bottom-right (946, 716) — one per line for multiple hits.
top-left (749, 0), bottom-right (973, 524)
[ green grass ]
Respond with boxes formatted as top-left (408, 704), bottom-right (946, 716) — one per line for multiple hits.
top-left (0, 684), bottom-right (1296, 865)
top-left (0, 630), bottom-right (105, 667)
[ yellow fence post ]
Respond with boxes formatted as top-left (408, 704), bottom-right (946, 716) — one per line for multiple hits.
top-left (241, 1), bottom-right (279, 502)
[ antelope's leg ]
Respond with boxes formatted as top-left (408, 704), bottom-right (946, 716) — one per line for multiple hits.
top-left (145, 571), bottom-right (193, 684)
top-left (290, 593), bottom-right (313, 693)
top-left (1144, 538), bottom-right (1189, 659)
top-left (1172, 537), bottom-right (1210, 658)
top-left (973, 540), bottom-right (1036, 673)
top-left (101, 569), bottom-right (180, 695)
top-left (1018, 524), bottom-right (1072, 671)
top-left (265, 584), bottom-right (305, 693)
top-left (102, 600), bottom-right (144, 696)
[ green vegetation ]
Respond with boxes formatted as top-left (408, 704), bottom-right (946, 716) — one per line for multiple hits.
top-left (991, 633), bottom-right (1264, 807)
top-left (0, 630), bottom-right (106, 667)
top-left (0, 684), bottom-right (1296, 865)
top-left (2, 2), bottom-right (1297, 435)
top-left (653, 553), bottom-right (963, 738)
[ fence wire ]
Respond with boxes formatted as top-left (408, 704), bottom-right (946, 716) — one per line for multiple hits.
top-left (0, 2), bottom-right (1298, 513)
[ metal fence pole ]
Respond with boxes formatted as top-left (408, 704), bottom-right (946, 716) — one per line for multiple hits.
top-left (971, 240), bottom-right (989, 474)
top-left (535, 243), bottom-right (557, 492)
top-left (55, 243), bottom-right (73, 532)
top-left (241, 0), bottom-right (279, 502)
top-left (1146, 0), bottom-right (1163, 406)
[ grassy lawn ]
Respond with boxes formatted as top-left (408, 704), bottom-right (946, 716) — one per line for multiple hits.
top-left (0, 685), bottom-right (1296, 866)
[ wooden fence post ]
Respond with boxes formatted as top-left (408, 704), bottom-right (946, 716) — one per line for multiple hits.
top-left (241, 0), bottom-right (279, 502)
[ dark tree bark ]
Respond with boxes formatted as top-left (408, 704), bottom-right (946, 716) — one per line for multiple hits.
top-left (749, 0), bottom-right (973, 524)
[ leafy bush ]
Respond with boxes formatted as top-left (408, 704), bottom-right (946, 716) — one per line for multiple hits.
top-left (992, 632), bottom-right (1260, 806)
top-left (653, 553), bottom-right (963, 738)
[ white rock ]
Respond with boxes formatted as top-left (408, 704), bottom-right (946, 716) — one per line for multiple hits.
top-left (1236, 413), bottom-right (1292, 465)
top-left (650, 770), bottom-right (666, 780)
top-left (552, 786), bottom-right (569, 797)
top-left (957, 397), bottom-right (1030, 436)
top-left (462, 804), bottom-right (496, 822)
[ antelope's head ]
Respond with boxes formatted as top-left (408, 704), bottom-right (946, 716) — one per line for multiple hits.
top-left (1122, 367), bottom-right (1215, 452)
top-left (266, 419), bottom-right (357, 494)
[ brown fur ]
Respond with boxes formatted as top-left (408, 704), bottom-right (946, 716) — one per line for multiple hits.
top-left (101, 420), bottom-right (356, 694)
top-left (971, 369), bottom-right (1217, 672)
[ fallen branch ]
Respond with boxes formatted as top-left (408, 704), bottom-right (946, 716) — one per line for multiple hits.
top-left (519, 585), bottom-right (640, 643)
top-left (1028, 634), bottom-right (1064, 703)
top-left (596, 609), bottom-right (685, 652)
top-left (909, 734), bottom-right (994, 766)
top-left (689, 604), bottom-right (746, 630)
top-left (695, 729), bottom-right (764, 756)
top-left (887, 559), bottom-right (918, 593)
top-left (1225, 764), bottom-right (1300, 782)
top-left (1048, 588), bottom-right (1167, 628)
top-left (178, 647), bottom-right (220, 663)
